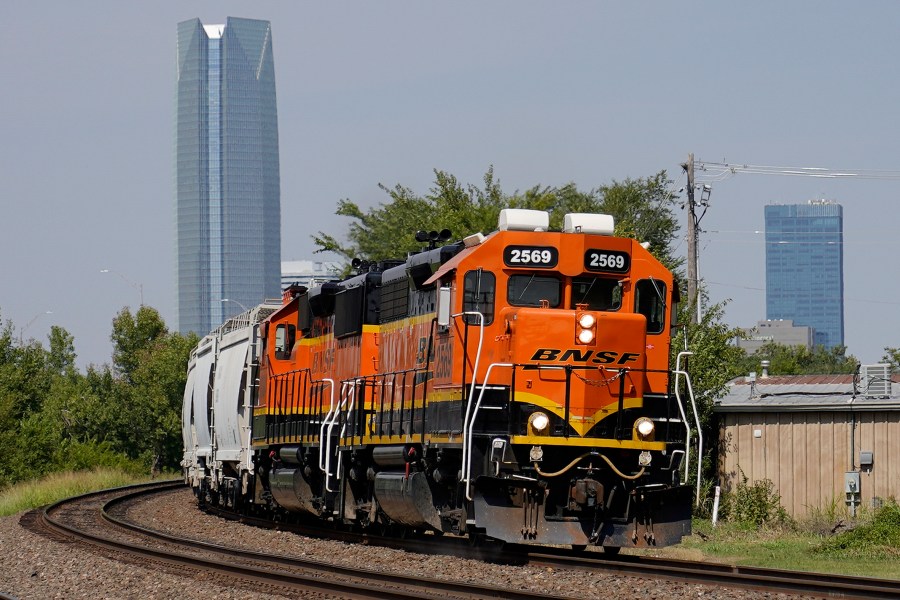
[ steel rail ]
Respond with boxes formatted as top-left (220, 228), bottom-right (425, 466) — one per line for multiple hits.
top-left (37, 482), bottom-right (565, 600)
top-left (515, 546), bottom-right (900, 600)
top-left (204, 501), bottom-right (900, 600)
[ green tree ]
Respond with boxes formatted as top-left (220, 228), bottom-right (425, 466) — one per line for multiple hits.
top-left (127, 331), bottom-right (197, 472)
top-left (110, 306), bottom-right (168, 383)
top-left (0, 304), bottom-right (198, 486)
top-left (734, 342), bottom-right (859, 376)
top-left (671, 302), bottom-right (746, 428)
top-left (314, 167), bottom-right (506, 263)
top-left (314, 167), bottom-right (681, 270)
top-left (881, 347), bottom-right (900, 373)
top-left (595, 172), bottom-right (682, 270)
top-left (47, 325), bottom-right (77, 377)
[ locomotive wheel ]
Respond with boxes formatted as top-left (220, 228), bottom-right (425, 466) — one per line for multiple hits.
top-left (571, 544), bottom-right (587, 552)
top-left (602, 546), bottom-right (621, 555)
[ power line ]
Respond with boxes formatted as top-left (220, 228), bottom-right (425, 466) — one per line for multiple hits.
top-left (694, 160), bottom-right (900, 183)
top-left (705, 280), bottom-right (900, 306)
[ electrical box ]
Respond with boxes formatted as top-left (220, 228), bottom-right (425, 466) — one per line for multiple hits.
top-left (860, 451), bottom-right (874, 470)
top-left (845, 471), bottom-right (860, 494)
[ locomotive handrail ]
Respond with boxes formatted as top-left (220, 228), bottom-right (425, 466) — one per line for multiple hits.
top-left (668, 373), bottom-right (693, 484)
top-left (316, 378), bottom-right (335, 473)
top-left (463, 362), bottom-right (514, 501)
top-left (454, 310), bottom-right (486, 501)
top-left (674, 351), bottom-right (703, 506)
top-left (323, 381), bottom-right (353, 493)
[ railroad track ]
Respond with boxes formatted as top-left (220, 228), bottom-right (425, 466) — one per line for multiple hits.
top-left (23, 481), bottom-right (564, 599)
top-left (20, 482), bottom-right (900, 599)
top-left (516, 546), bottom-right (900, 599)
top-left (203, 497), bottom-right (900, 600)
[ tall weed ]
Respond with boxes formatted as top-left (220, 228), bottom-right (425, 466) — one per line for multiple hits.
top-left (0, 468), bottom-right (151, 516)
top-left (720, 469), bottom-right (790, 530)
top-left (813, 499), bottom-right (900, 558)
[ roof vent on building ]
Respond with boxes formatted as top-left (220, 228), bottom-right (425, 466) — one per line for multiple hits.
top-left (860, 364), bottom-right (891, 399)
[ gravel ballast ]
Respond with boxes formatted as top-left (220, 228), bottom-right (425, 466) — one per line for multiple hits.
top-left (0, 488), bottom-right (802, 599)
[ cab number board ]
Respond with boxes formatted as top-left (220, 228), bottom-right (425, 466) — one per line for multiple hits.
top-left (503, 245), bottom-right (558, 268)
top-left (584, 249), bottom-right (630, 273)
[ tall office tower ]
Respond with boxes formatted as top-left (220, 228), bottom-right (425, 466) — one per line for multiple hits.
top-left (765, 200), bottom-right (844, 349)
top-left (176, 17), bottom-right (281, 334)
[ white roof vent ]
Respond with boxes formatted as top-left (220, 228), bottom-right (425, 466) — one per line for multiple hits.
top-left (498, 209), bottom-right (549, 232)
top-left (563, 213), bottom-right (615, 235)
top-left (861, 364), bottom-right (891, 399)
top-left (463, 232), bottom-right (485, 247)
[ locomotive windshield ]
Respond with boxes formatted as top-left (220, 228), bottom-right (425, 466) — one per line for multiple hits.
top-left (571, 276), bottom-right (622, 311)
top-left (507, 274), bottom-right (561, 307)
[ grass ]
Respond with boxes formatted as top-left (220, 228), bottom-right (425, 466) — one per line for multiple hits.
top-left (632, 513), bottom-right (900, 580)
top-left (0, 468), bottom-right (157, 517)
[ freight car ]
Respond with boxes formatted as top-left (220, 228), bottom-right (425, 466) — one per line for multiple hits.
top-left (182, 209), bottom-right (700, 549)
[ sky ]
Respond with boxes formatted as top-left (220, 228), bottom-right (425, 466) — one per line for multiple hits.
top-left (2, 2), bottom-right (899, 369)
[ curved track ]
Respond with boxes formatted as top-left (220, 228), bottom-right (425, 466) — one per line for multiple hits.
top-left (202, 498), bottom-right (900, 600)
top-left (20, 482), bottom-right (900, 599)
top-left (517, 546), bottom-right (900, 599)
top-left (23, 481), bottom-right (563, 599)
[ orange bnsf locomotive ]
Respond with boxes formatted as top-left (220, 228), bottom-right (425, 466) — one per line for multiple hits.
top-left (182, 209), bottom-right (699, 550)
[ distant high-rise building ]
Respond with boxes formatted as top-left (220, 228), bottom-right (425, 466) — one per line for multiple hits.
top-left (765, 200), bottom-right (843, 348)
top-left (176, 17), bottom-right (281, 334)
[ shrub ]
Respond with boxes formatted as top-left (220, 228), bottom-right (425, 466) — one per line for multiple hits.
top-left (721, 469), bottom-right (790, 529)
top-left (813, 499), bottom-right (900, 558)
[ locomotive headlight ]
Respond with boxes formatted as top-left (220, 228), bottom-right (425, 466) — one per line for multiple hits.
top-left (528, 411), bottom-right (551, 435)
top-left (575, 311), bottom-right (597, 345)
top-left (635, 417), bottom-right (655, 439)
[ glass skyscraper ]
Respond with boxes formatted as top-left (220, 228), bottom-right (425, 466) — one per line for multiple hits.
top-left (765, 201), bottom-right (844, 349)
top-left (176, 17), bottom-right (281, 334)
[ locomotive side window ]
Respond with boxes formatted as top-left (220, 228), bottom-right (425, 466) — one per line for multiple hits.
top-left (274, 323), bottom-right (296, 359)
top-left (463, 269), bottom-right (495, 325)
top-left (635, 279), bottom-right (667, 334)
top-left (571, 277), bottom-right (621, 311)
top-left (507, 275), bottom-right (560, 307)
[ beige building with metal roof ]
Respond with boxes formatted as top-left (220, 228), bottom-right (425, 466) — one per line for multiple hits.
top-left (714, 367), bottom-right (900, 517)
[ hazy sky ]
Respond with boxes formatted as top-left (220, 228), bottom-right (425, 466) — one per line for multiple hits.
top-left (2, 2), bottom-right (899, 368)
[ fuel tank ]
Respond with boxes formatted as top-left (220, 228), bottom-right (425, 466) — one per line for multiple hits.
top-left (269, 467), bottom-right (320, 516)
top-left (373, 471), bottom-right (442, 530)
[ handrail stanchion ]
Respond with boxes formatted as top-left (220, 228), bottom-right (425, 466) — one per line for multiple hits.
top-left (675, 351), bottom-right (702, 506)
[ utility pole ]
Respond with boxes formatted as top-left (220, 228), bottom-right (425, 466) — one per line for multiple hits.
top-left (683, 153), bottom-right (699, 325)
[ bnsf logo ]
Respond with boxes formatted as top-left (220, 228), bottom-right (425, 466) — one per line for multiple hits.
top-left (530, 348), bottom-right (640, 365)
